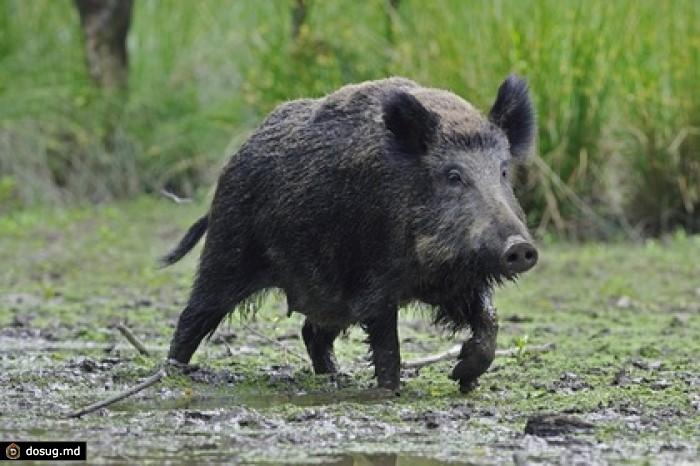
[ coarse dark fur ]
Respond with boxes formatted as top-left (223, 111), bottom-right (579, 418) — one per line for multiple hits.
top-left (163, 74), bottom-right (537, 392)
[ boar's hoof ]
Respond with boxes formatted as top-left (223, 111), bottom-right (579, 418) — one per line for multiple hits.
top-left (449, 338), bottom-right (496, 392)
top-left (376, 376), bottom-right (401, 392)
top-left (458, 378), bottom-right (479, 394)
top-left (165, 358), bottom-right (199, 375)
top-left (375, 367), bottom-right (401, 392)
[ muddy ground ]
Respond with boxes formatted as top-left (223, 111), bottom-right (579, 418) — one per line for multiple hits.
top-left (1, 198), bottom-right (699, 465)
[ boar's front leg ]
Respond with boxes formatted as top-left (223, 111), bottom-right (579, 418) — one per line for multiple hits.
top-left (449, 290), bottom-right (498, 393)
top-left (301, 319), bottom-right (341, 374)
top-left (364, 308), bottom-right (401, 391)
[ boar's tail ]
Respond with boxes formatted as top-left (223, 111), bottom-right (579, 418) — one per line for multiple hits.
top-left (159, 215), bottom-right (209, 267)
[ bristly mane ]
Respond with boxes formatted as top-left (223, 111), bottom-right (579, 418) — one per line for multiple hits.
top-left (414, 252), bottom-right (511, 333)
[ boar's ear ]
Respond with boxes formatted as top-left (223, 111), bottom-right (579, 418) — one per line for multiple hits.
top-left (383, 91), bottom-right (439, 157)
top-left (489, 74), bottom-right (536, 159)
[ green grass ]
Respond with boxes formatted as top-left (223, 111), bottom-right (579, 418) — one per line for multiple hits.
top-left (1, 198), bottom-right (698, 462)
top-left (0, 0), bottom-right (698, 236)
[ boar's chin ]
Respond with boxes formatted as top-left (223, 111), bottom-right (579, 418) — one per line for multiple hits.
top-left (428, 278), bottom-right (496, 332)
top-left (425, 252), bottom-right (518, 331)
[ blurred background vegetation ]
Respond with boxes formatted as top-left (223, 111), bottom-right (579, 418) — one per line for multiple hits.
top-left (0, 0), bottom-right (698, 238)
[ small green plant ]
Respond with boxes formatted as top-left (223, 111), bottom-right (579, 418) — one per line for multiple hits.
top-left (514, 334), bottom-right (530, 363)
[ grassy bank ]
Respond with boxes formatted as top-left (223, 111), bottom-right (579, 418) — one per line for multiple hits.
top-left (0, 0), bottom-right (698, 237)
top-left (1, 197), bottom-right (699, 462)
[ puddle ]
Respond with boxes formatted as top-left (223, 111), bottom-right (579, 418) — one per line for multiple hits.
top-left (109, 388), bottom-right (399, 412)
top-left (97, 452), bottom-right (468, 465)
top-left (264, 452), bottom-right (476, 465)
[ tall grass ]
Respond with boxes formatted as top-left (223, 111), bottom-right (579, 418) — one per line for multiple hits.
top-left (612, 1), bottom-right (700, 235)
top-left (0, 0), bottom-right (697, 237)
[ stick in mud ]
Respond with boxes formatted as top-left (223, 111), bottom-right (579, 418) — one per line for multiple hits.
top-left (116, 323), bottom-right (151, 357)
top-left (402, 342), bottom-right (555, 370)
top-left (67, 370), bottom-right (166, 418)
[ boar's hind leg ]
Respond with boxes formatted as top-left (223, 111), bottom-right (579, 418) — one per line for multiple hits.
top-left (365, 309), bottom-right (401, 391)
top-left (168, 277), bottom-right (254, 364)
top-left (301, 320), bottom-right (341, 374)
top-left (449, 292), bottom-right (499, 393)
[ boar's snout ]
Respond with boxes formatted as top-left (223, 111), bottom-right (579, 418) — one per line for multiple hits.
top-left (501, 235), bottom-right (538, 274)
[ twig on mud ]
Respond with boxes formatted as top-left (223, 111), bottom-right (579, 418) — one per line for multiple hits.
top-left (402, 342), bottom-right (555, 370)
top-left (242, 324), bottom-right (307, 362)
top-left (402, 344), bottom-right (463, 369)
top-left (216, 334), bottom-right (234, 357)
top-left (116, 323), bottom-right (151, 357)
top-left (67, 370), bottom-right (166, 418)
top-left (160, 189), bottom-right (191, 204)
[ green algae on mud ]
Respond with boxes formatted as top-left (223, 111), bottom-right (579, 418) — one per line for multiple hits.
top-left (1, 198), bottom-right (699, 464)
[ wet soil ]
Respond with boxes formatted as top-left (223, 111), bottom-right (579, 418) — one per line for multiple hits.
top-left (1, 199), bottom-right (699, 464)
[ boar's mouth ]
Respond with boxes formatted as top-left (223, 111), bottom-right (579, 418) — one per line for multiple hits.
top-left (451, 247), bottom-right (520, 285)
top-left (415, 250), bottom-right (513, 302)
top-left (414, 233), bottom-right (526, 285)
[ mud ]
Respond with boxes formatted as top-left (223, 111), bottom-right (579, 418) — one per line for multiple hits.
top-left (2, 320), bottom-right (698, 465)
top-left (1, 200), bottom-right (698, 464)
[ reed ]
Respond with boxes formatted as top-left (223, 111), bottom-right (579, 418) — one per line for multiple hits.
top-left (0, 0), bottom-right (697, 236)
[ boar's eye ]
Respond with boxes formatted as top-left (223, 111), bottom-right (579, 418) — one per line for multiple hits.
top-left (447, 169), bottom-right (464, 186)
top-left (500, 161), bottom-right (510, 180)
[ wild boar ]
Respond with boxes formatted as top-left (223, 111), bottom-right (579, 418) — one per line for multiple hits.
top-left (162, 75), bottom-right (538, 392)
